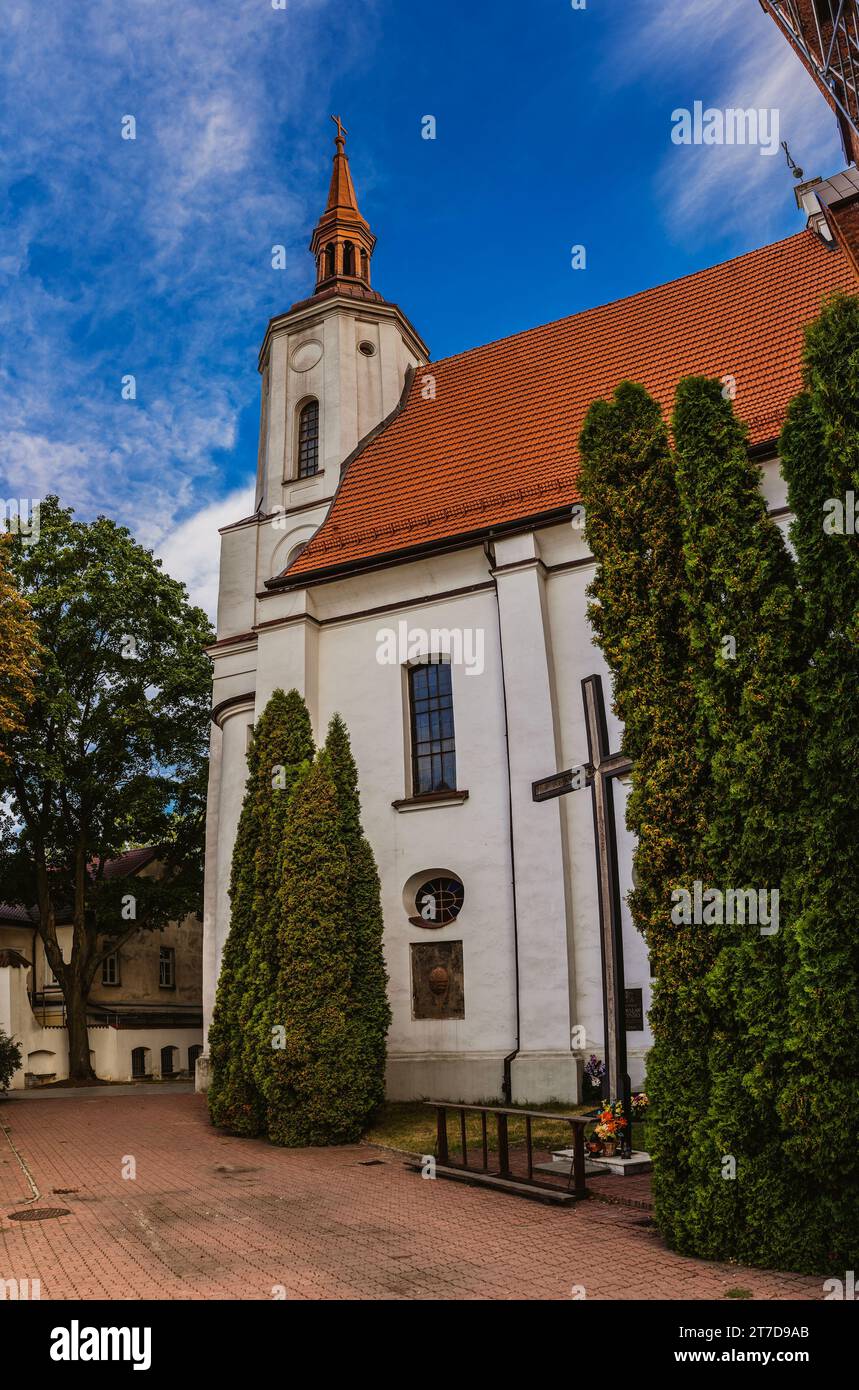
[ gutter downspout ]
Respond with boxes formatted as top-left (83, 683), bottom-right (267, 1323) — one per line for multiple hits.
top-left (485, 536), bottom-right (521, 1105)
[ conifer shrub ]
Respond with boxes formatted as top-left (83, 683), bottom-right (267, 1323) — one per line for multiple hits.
top-left (208, 688), bottom-right (313, 1136)
top-left (266, 753), bottom-right (371, 1146)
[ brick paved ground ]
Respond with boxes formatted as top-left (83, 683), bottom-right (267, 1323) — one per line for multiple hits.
top-left (0, 1093), bottom-right (825, 1300)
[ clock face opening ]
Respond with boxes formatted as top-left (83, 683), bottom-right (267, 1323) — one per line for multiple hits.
top-left (414, 876), bottom-right (464, 928)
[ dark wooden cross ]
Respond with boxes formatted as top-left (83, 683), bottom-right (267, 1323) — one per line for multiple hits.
top-left (331, 114), bottom-right (348, 143)
top-left (532, 673), bottom-right (633, 1151)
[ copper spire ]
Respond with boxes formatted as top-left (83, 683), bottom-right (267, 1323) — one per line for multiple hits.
top-left (308, 118), bottom-right (381, 301)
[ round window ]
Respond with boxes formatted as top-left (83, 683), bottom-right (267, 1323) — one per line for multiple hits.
top-left (413, 876), bottom-right (464, 928)
top-left (357, 340), bottom-right (376, 357)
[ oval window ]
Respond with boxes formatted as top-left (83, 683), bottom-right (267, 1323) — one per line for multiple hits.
top-left (413, 876), bottom-right (464, 928)
top-left (357, 340), bottom-right (376, 357)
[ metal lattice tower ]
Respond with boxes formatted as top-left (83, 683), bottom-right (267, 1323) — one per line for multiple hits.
top-left (761, 1), bottom-right (859, 153)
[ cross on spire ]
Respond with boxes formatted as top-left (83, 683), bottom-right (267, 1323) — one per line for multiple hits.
top-left (331, 114), bottom-right (348, 145)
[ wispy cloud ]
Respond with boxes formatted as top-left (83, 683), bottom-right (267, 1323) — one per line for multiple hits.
top-left (0, 0), bottom-right (375, 608)
top-left (611, 0), bottom-right (845, 240)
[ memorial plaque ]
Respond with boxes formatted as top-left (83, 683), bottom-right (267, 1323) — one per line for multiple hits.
top-left (624, 987), bottom-right (644, 1032)
top-left (411, 940), bottom-right (465, 1020)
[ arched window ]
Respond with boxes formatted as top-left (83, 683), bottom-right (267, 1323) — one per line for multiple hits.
top-left (325, 243), bottom-right (336, 278)
top-left (360, 248), bottom-right (368, 281)
top-left (343, 241), bottom-right (355, 276)
top-left (285, 542), bottom-right (307, 570)
top-left (188, 1044), bottom-right (203, 1075)
top-left (297, 400), bottom-right (320, 478)
top-left (131, 1047), bottom-right (148, 1079)
top-left (160, 1045), bottom-right (178, 1077)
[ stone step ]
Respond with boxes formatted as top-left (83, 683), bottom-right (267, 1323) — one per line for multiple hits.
top-left (544, 1148), bottom-right (653, 1178)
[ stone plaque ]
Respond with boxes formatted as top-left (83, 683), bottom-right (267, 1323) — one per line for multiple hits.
top-left (411, 941), bottom-right (464, 1020)
top-left (624, 987), bottom-right (644, 1032)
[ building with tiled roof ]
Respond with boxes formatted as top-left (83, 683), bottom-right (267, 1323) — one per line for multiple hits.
top-left (0, 848), bottom-right (203, 1089)
top-left (201, 49), bottom-right (859, 1104)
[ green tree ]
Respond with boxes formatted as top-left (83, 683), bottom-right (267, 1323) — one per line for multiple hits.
top-left (266, 754), bottom-right (359, 1146)
top-left (0, 496), bottom-right (212, 1082)
top-left (0, 532), bottom-right (41, 764)
top-left (777, 293), bottom-right (859, 1270)
top-left (246, 690), bottom-right (314, 1120)
top-left (578, 382), bottom-right (713, 1250)
top-left (208, 688), bottom-right (313, 1135)
top-left (324, 714), bottom-right (390, 1118)
top-left (671, 378), bottom-right (808, 1267)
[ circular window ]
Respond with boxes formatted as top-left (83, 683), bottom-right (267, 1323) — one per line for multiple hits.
top-left (412, 876), bottom-right (464, 928)
top-left (357, 340), bottom-right (376, 357)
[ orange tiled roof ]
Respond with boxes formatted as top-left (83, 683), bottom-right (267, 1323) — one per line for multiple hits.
top-left (284, 231), bottom-right (856, 581)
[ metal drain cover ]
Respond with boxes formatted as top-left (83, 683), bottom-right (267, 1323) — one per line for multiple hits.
top-left (7, 1207), bottom-right (71, 1221)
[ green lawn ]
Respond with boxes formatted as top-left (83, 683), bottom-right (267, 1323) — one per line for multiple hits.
top-left (364, 1101), bottom-right (646, 1158)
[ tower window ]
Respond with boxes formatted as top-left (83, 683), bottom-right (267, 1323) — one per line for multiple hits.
top-left (297, 400), bottom-right (320, 478)
top-left (325, 243), bottom-right (335, 278)
top-left (343, 241), bottom-right (355, 276)
top-left (408, 662), bottom-right (457, 795)
top-left (360, 248), bottom-right (368, 281)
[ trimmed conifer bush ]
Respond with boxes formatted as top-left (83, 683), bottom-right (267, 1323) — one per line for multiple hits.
top-left (208, 688), bottom-right (313, 1136)
top-left (266, 751), bottom-right (375, 1146)
top-left (324, 714), bottom-right (391, 1118)
top-left (671, 377), bottom-right (809, 1268)
top-left (776, 293), bottom-right (859, 1270)
top-left (578, 381), bottom-right (714, 1251)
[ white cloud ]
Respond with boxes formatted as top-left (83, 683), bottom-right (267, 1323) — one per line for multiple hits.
top-left (0, 0), bottom-right (374, 596)
top-left (613, 0), bottom-right (845, 239)
top-left (155, 481), bottom-right (256, 620)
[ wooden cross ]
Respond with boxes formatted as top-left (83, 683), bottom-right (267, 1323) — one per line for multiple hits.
top-left (331, 114), bottom-right (348, 142)
top-left (532, 673), bottom-right (633, 1150)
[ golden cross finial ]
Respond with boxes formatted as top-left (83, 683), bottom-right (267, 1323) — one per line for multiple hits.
top-left (331, 114), bottom-right (348, 144)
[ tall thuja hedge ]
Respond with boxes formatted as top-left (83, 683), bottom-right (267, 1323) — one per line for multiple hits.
top-left (324, 714), bottom-right (391, 1117)
top-left (208, 689), bottom-right (312, 1135)
top-left (777, 293), bottom-right (859, 1269)
top-left (245, 689), bottom-right (314, 1121)
top-left (578, 382), bottom-right (713, 1248)
top-left (267, 752), bottom-right (377, 1146)
top-left (671, 378), bottom-right (809, 1267)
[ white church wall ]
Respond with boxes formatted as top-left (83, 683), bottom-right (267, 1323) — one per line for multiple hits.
top-left (217, 519), bottom-right (259, 639)
top-left (313, 585), bottom-right (518, 1065)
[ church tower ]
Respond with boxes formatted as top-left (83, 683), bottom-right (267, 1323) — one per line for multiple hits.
top-left (760, 1), bottom-right (859, 165)
top-left (251, 117), bottom-right (428, 554)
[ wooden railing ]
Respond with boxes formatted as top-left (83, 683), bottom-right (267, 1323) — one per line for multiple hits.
top-left (422, 1101), bottom-right (589, 1203)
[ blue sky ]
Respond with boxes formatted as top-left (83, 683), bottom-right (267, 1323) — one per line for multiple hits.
top-left (0, 0), bottom-right (843, 615)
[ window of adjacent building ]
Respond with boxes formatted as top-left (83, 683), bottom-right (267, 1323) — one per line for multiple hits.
top-left (102, 952), bottom-right (120, 986)
top-left (408, 662), bottom-right (457, 796)
top-left (161, 1045), bottom-right (177, 1077)
top-left (131, 1047), bottom-right (147, 1078)
top-left (297, 400), bottom-right (319, 478)
top-left (159, 946), bottom-right (175, 989)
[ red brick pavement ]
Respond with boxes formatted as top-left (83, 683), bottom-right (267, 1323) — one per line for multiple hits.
top-left (0, 1094), bottom-right (826, 1301)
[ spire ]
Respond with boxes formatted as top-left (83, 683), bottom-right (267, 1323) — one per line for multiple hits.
top-left (309, 117), bottom-right (382, 302)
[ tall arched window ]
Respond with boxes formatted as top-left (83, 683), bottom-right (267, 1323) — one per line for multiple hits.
top-left (360, 248), bottom-right (368, 281)
top-left (297, 400), bottom-right (320, 478)
top-left (325, 243), bottom-right (336, 278)
top-left (343, 241), bottom-right (355, 276)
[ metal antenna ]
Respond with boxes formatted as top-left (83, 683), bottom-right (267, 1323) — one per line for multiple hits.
top-left (781, 140), bottom-right (805, 180)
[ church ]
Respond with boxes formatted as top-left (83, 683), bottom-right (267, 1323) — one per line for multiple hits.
top-left (200, 6), bottom-right (859, 1106)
